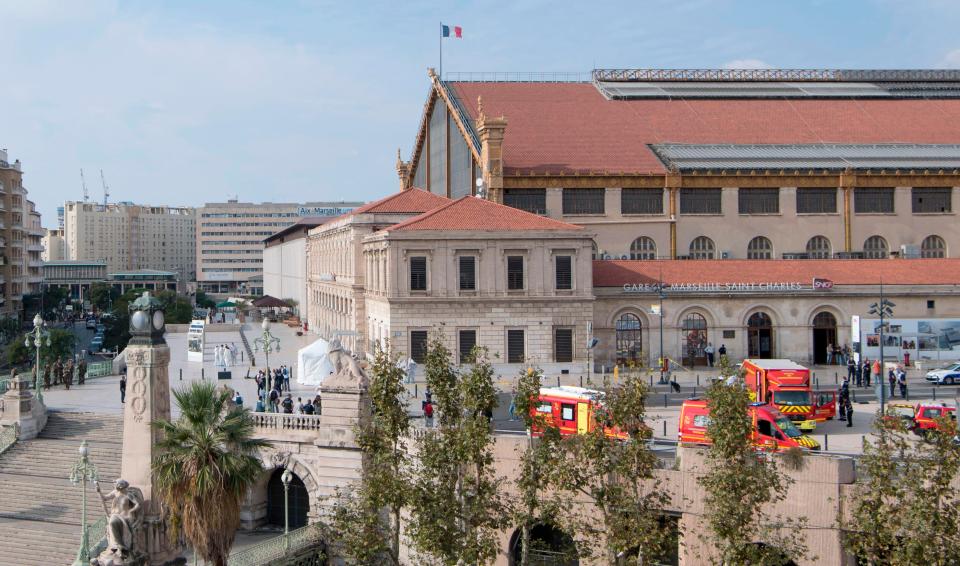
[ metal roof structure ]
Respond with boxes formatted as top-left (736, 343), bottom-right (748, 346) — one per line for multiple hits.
top-left (593, 68), bottom-right (960, 82)
top-left (649, 143), bottom-right (960, 172)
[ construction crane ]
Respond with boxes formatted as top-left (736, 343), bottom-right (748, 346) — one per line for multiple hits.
top-left (100, 169), bottom-right (110, 206)
top-left (80, 169), bottom-right (89, 202)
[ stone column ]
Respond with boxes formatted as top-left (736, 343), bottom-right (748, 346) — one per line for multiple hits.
top-left (121, 343), bottom-right (172, 504)
top-left (0, 375), bottom-right (46, 440)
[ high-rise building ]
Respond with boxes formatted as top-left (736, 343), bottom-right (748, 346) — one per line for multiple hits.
top-left (41, 228), bottom-right (65, 261)
top-left (196, 199), bottom-right (362, 294)
top-left (63, 201), bottom-right (196, 281)
top-left (0, 149), bottom-right (42, 318)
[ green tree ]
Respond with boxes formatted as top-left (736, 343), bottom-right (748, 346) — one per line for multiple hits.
top-left (7, 328), bottom-right (76, 367)
top-left (511, 365), bottom-right (567, 565)
top-left (195, 290), bottom-right (216, 309)
top-left (845, 411), bottom-right (960, 565)
top-left (699, 356), bottom-right (808, 565)
top-left (152, 382), bottom-right (269, 566)
top-left (407, 340), bottom-right (507, 565)
top-left (330, 342), bottom-right (411, 565)
top-left (88, 282), bottom-right (118, 313)
top-left (545, 373), bottom-right (673, 564)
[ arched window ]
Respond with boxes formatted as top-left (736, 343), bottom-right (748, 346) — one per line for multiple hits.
top-left (921, 235), bottom-right (947, 258)
top-left (689, 236), bottom-right (715, 259)
top-left (747, 236), bottom-right (773, 260)
top-left (629, 237), bottom-right (657, 260)
top-left (813, 311), bottom-right (837, 328)
top-left (616, 313), bottom-right (642, 366)
top-left (681, 313), bottom-right (708, 366)
top-left (863, 235), bottom-right (889, 259)
top-left (806, 236), bottom-right (832, 259)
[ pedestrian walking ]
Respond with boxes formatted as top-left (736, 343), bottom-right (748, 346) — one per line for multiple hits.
top-left (268, 387), bottom-right (280, 413)
top-left (282, 365), bottom-right (291, 391)
top-left (898, 367), bottom-right (908, 398)
top-left (281, 393), bottom-right (294, 414)
top-left (120, 374), bottom-right (127, 404)
top-left (872, 359), bottom-right (881, 389)
top-left (508, 387), bottom-right (517, 421)
top-left (303, 398), bottom-right (315, 414)
top-left (847, 356), bottom-right (856, 383)
top-left (863, 359), bottom-right (872, 387)
top-left (888, 368), bottom-right (897, 398)
top-left (704, 342), bottom-right (715, 367)
top-left (423, 400), bottom-right (434, 427)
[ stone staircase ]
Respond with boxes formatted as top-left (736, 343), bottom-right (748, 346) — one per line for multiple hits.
top-left (0, 411), bottom-right (123, 566)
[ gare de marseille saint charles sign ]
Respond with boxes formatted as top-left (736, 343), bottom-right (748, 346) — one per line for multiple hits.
top-left (621, 278), bottom-right (834, 293)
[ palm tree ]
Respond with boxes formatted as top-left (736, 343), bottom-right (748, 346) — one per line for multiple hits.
top-left (152, 381), bottom-right (270, 566)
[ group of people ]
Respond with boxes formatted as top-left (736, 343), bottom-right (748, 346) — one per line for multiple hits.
top-left (254, 389), bottom-right (321, 415)
top-left (825, 343), bottom-right (853, 365)
top-left (37, 356), bottom-right (87, 391)
top-left (213, 343), bottom-right (240, 369)
top-left (845, 357), bottom-right (909, 397)
top-left (254, 365), bottom-right (290, 393)
top-left (702, 343), bottom-right (727, 367)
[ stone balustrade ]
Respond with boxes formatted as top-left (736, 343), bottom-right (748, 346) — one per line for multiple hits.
top-left (251, 412), bottom-right (325, 431)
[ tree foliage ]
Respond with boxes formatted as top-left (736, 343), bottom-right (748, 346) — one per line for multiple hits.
top-left (88, 282), bottom-right (118, 313)
top-left (195, 290), bottom-right (216, 309)
top-left (407, 339), bottom-right (507, 565)
top-left (543, 372), bottom-right (674, 564)
top-left (845, 411), bottom-right (960, 565)
top-left (699, 356), bottom-right (808, 565)
top-left (152, 381), bottom-right (269, 566)
top-left (330, 342), bottom-right (410, 565)
top-left (7, 328), bottom-right (76, 367)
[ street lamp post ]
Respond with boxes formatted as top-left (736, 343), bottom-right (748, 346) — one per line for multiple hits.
top-left (70, 440), bottom-right (99, 566)
top-left (281, 467), bottom-right (293, 536)
top-left (652, 280), bottom-right (667, 384)
top-left (868, 281), bottom-right (895, 414)
top-left (254, 319), bottom-right (281, 387)
top-left (25, 313), bottom-right (51, 402)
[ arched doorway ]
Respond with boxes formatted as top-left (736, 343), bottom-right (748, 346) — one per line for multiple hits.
top-left (615, 313), bottom-right (643, 366)
top-left (681, 313), bottom-right (708, 367)
top-left (509, 523), bottom-right (579, 566)
top-left (812, 311), bottom-right (838, 365)
top-left (747, 312), bottom-right (774, 359)
top-left (266, 468), bottom-right (310, 530)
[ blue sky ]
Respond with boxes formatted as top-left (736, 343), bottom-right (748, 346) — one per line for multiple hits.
top-left (3, 0), bottom-right (960, 223)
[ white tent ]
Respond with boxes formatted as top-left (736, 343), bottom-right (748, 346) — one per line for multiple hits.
top-left (297, 338), bottom-right (335, 386)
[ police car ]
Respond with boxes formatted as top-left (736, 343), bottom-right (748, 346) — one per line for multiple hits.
top-left (925, 362), bottom-right (960, 385)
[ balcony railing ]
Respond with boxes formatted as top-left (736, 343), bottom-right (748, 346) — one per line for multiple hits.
top-left (26, 244), bottom-right (43, 252)
top-left (251, 412), bottom-right (325, 431)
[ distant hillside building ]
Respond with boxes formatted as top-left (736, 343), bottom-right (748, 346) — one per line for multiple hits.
top-left (63, 201), bottom-right (196, 281)
top-left (197, 199), bottom-right (362, 295)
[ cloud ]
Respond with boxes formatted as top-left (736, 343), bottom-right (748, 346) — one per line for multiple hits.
top-left (721, 58), bottom-right (773, 69)
top-left (941, 49), bottom-right (960, 68)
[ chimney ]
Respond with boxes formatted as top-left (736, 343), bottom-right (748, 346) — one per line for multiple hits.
top-left (476, 96), bottom-right (507, 203)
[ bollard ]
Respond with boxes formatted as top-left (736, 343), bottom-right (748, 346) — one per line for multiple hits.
top-left (201, 368), bottom-right (204, 380)
top-left (697, 374), bottom-right (700, 386)
top-left (852, 389), bottom-right (857, 402)
top-left (934, 387), bottom-right (937, 400)
top-left (241, 351), bottom-right (244, 363)
top-left (557, 376), bottom-right (561, 387)
top-left (834, 372), bottom-right (838, 384)
top-left (663, 420), bottom-right (667, 436)
top-left (824, 434), bottom-right (829, 452)
top-left (580, 375), bottom-right (583, 388)
top-left (664, 393), bottom-right (668, 408)
top-left (693, 386), bottom-right (697, 398)
top-left (415, 384), bottom-right (418, 398)
top-left (179, 368), bottom-right (182, 381)
top-left (649, 374), bottom-right (653, 387)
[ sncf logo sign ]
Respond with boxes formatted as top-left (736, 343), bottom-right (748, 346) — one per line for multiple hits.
top-left (813, 278), bottom-right (834, 290)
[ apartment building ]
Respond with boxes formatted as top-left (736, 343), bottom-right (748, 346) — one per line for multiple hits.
top-left (63, 201), bottom-right (196, 280)
top-left (42, 228), bottom-right (65, 261)
top-left (197, 199), bottom-right (361, 295)
top-left (0, 149), bottom-right (43, 319)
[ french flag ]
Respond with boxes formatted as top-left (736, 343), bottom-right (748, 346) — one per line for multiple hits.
top-left (441, 24), bottom-right (462, 38)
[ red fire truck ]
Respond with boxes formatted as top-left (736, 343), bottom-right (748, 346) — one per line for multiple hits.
top-left (679, 399), bottom-right (821, 450)
top-left (742, 359), bottom-right (835, 432)
top-left (532, 386), bottom-right (629, 439)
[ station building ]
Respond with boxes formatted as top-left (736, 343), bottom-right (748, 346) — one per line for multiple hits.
top-left (396, 68), bottom-right (960, 262)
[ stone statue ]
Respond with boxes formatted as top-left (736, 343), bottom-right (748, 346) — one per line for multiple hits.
top-left (325, 339), bottom-right (368, 389)
top-left (78, 358), bottom-right (87, 385)
top-left (92, 479), bottom-right (146, 566)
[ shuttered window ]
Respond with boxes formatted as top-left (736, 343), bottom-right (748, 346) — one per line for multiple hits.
top-left (554, 328), bottom-right (573, 363)
top-left (459, 256), bottom-right (476, 290)
top-left (409, 256), bottom-right (427, 290)
top-left (854, 188), bottom-right (895, 213)
top-left (507, 330), bottom-right (525, 363)
top-left (562, 188), bottom-right (605, 215)
top-left (796, 188), bottom-right (837, 214)
top-left (912, 188), bottom-right (952, 213)
top-left (507, 256), bottom-right (524, 290)
top-left (680, 188), bottom-right (722, 214)
top-left (555, 255), bottom-right (572, 290)
top-left (459, 329), bottom-right (477, 364)
top-left (621, 189), bottom-right (663, 214)
top-left (410, 331), bottom-right (428, 363)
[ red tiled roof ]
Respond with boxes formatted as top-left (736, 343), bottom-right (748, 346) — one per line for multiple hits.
top-left (593, 259), bottom-right (960, 287)
top-left (387, 196), bottom-right (583, 232)
top-left (449, 82), bottom-right (960, 175)
top-left (351, 188), bottom-right (450, 215)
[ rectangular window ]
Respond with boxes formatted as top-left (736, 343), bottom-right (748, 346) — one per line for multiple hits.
top-left (621, 189), bottom-right (663, 214)
top-left (554, 328), bottom-right (573, 363)
top-left (560, 403), bottom-right (575, 422)
top-left (912, 187), bottom-right (952, 213)
top-left (796, 188), bottom-right (837, 214)
top-left (409, 256), bottom-right (427, 291)
top-left (507, 256), bottom-right (524, 290)
top-left (854, 188), bottom-right (895, 213)
top-left (555, 255), bottom-right (572, 290)
top-left (562, 188), bottom-right (605, 215)
top-left (503, 189), bottom-right (546, 215)
top-left (738, 188), bottom-right (780, 214)
top-left (459, 329), bottom-right (477, 364)
top-left (458, 256), bottom-right (476, 291)
top-left (410, 330), bottom-right (428, 364)
top-left (507, 329), bottom-right (525, 363)
top-left (679, 188), bottom-right (722, 214)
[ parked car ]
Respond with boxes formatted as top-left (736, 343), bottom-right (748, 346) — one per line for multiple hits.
top-left (90, 337), bottom-right (104, 352)
top-left (96, 324), bottom-right (106, 334)
top-left (85, 317), bottom-right (97, 330)
top-left (925, 362), bottom-right (960, 385)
